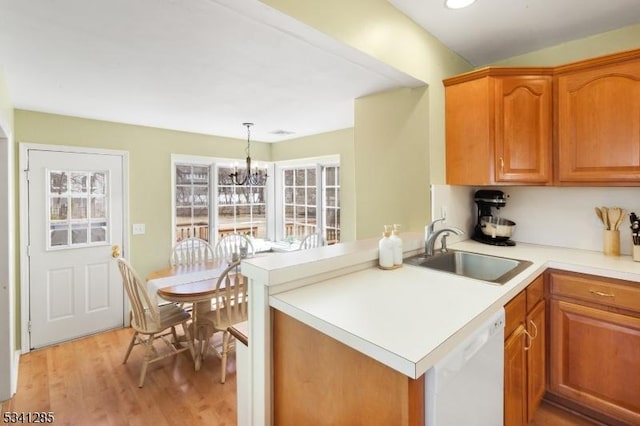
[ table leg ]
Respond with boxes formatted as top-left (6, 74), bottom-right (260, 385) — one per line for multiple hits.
top-left (193, 300), bottom-right (214, 371)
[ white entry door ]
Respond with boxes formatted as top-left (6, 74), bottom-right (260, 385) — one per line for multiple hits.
top-left (27, 149), bottom-right (125, 349)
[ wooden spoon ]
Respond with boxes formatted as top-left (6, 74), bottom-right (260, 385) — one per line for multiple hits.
top-left (595, 207), bottom-right (604, 227)
top-left (607, 207), bottom-right (621, 231)
top-left (601, 206), bottom-right (610, 230)
top-left (615, 208), bottom-right (626, 231)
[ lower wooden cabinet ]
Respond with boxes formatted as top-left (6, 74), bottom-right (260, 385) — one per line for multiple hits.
top-left (526, 299), bottom-right (546, 421)
top-left (504, 323), bottom-right (527, 425)
top-left (272, 309), bottom-right (424, 426)
top-left (504, 274), bottom-right (546, 426)
top-left (547, 270), bottom-right (640, 425)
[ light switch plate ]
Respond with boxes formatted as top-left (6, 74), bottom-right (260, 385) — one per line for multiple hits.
top-left (132, 223), bottom-right (145, 235)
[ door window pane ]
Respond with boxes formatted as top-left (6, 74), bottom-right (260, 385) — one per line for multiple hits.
top-left (47, 170), bottom-right (109, 249)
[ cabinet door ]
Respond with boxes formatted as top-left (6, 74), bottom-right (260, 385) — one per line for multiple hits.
top-left (557, 59), bottom-right (640, 183)
top-left (549, 299), bottom-right (640, 424)
top-left (504, 325), bottom-right (527, 426)
top-left (494, 76), bottom-right (552, 183)
top-left (445, 76), bottom-right (493, 185)
top-left (526, 300), bottom-right (546, 423)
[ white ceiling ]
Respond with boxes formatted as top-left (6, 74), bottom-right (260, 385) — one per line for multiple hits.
top-left (389, 0), bottom-right (640, 66)
top-left (0, 0), bottom-right (421, 142)
top-left (0, 1), bottom-right (638, 143)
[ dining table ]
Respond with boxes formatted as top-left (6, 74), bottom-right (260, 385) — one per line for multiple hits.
top-left (147, 259), bottom-right (230, 370)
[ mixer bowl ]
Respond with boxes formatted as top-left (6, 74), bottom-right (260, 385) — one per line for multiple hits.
top-left (480, 216), bottom-right (516, 238)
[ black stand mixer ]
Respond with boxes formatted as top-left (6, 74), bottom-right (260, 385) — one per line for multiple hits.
top-left (473, 190), bottom-right (516, 246)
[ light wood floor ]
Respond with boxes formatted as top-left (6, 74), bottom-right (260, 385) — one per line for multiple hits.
top-left (1, 327), bottom-right (237, 425)
top-left (2, 327), bottom-right (603, 425)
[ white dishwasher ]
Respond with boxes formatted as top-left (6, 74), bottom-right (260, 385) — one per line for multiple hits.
top-left (425, 308), bottom-right (505, 426)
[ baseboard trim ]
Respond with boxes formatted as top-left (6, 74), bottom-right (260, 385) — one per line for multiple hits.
top-left (11, 349), bottom-right (20, 396)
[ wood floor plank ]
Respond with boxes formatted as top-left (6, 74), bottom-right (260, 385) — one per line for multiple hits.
top-left (1, 327), bottom-right (238, 425)
top-left (4, 327), bottom-right (605, 425)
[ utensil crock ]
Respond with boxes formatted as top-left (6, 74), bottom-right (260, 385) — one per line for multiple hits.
top-left (603, 230), bottom-right (620, 256)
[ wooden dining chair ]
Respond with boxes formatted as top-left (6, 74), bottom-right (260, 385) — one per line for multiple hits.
top-left (214, 233), bottom-right (255, 259)
top-left (116, 258), bottom-right (195, 387)
top-left (200, 260), bottom-right (248, 383)
top-left (170, 237), bottom-right (215, 266)
top-left (299, 233), bottom-right (326, 250)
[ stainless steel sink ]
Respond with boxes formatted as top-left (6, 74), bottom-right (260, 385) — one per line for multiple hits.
top-left (405, 249), bottom-right (532, 285)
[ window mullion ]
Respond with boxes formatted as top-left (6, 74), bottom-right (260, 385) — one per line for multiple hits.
top-left (317, 163), bottom-right (324, 238)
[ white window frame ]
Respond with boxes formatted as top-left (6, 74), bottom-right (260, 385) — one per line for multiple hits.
top-left (171, 154), bottom-right (275, 245)
top-left (274, 155), bottom-right (340, 242)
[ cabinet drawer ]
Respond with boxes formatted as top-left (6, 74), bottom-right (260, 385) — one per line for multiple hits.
top-left (526, 275), bottom-right (544, 312)
top-left (548, 270), bottom-right (640, 313)
top-left (505, 290), bottom-right (526, 338)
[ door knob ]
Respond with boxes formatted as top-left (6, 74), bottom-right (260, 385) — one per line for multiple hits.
top-left (112, 245), bottom-right (121, 258)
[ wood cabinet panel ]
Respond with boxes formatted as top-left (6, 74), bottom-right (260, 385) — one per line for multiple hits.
top-left (445, 76), bottom-right (494, 185)
top-left (548, 299), bottom-right (640, 424)
top-left (526, 300), bottom-right (546, 422)
top-left (444, 71), bottom-right (552, 185)
top-left (504, 274), bottom-right (547, 426)
top-left (556, 58), bottom-right (640, 184)
top-left (504, 324), bottom-right (527, 426)
top-left (495, 76), bottom-right (552, 183)
top-left (505, 289), bottom-right (526, 338)
top-left (272, 309), bottom-right (424, 426)
top-left (526, 275), bottom-right (545, 312)
top-left (548, 270), bottom-right (640, 313)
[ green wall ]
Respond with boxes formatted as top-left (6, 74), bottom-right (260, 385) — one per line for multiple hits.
top-left (262, 0), bottom-right (472, 238)
top-left (491, 23), bottom-right (640, 66)
top-left (354, 87), bottom-right (430, 238)
top-left (0, 69), bottom-right (13, 133)
top-left (15, 110), bottom-right (271, 280)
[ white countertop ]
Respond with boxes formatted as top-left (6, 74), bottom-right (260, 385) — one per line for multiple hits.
top-left (266, 237), bottom-right (640, 379)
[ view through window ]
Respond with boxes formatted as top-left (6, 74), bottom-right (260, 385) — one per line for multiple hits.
top-left (175, 164), bottom-right (210, 242)
top-left (282, 164), bottom-right (340, 244)
top-left (174, 159), bottom-right (339, 245)
top-left (216, 166), bottom-right (267, 240)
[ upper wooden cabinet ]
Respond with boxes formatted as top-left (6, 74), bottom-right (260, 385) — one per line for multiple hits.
top-left (555, 51), bottom-right (640, 184)
top-left (444, 48), bottom-right (640, 186)
top-left (444, 71), bottom-right (553, 185)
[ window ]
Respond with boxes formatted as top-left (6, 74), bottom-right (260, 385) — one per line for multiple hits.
top-left (216, 166), bottom-right (268, 239)
top-left (323, 166), bottom-right (340, 244)
top-left (175, 164), bottom-right (210, 242)
top-left (283, 167), bottom-right (317, 239)
top-left (173, 158), bottom-right (271, 244)
top-left (278, 157), bottom-right (340, 244)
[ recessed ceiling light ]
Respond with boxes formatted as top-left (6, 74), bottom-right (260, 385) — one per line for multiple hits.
top-left (269, 129), bottom-right (296, 135)
top-left (445, 0), bottom-right (476, 9)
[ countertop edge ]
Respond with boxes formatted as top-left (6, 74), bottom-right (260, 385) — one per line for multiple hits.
top-left (266, 240), bottom-right (640, 379)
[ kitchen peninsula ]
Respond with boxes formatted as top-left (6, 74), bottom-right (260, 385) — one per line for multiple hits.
top-left (241, 233), bottom-right (640, 425)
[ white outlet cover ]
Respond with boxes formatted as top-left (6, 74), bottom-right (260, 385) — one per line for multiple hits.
top-left (132, 223), bottom-right (145, 235)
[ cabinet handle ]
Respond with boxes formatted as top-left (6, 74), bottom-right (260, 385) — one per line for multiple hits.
top-left (528, 319), bottom-right (538, 340)
top-left (589, 289), bottom-right (615, 298)
top-left (523, 329), bottom-right (533, 351)
top-left (500, 157), bottom-right (504, 172)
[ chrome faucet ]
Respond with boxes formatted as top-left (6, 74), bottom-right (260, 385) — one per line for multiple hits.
top-left (425, 218), bottom-right (464, 256)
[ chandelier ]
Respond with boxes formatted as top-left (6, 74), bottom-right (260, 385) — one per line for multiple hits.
top-left (228, 122), bottom-right (268, 186)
